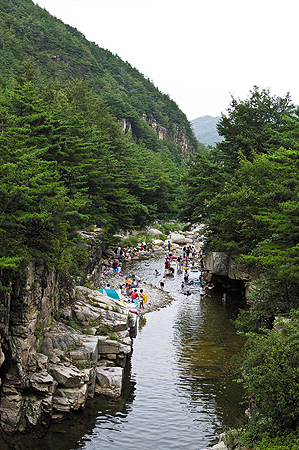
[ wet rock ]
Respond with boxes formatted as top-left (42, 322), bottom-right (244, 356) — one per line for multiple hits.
top-left (95, 366), bottom-right (123, 398)
top-left (53, 384), bottom-right (88, 412)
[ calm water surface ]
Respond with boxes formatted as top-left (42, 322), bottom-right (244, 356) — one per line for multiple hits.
top-left (4, 254), bottom-right (246, 450)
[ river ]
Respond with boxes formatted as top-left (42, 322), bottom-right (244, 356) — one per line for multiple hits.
top-left (5, 253), bottom-right (246, 450)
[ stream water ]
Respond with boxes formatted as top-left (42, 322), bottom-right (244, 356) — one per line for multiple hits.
top-left (3, 253), bottom-right (246, 450)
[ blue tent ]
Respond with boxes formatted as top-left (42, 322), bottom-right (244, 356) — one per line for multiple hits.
top-left (97, 288), bottom-right (122, 300)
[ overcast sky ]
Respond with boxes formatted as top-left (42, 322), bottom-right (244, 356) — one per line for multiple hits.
top-left (35, 0), bottom-right (299, 120)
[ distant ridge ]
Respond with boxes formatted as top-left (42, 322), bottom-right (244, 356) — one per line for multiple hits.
top-left (191, 115), bottom-right (224, 147)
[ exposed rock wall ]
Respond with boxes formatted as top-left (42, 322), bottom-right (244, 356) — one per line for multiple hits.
top-left (119, 112), bottom-right (192, 159)
top-left (142, 113), bottom-right (191, 158)
top-left (0, 261), bottom-right (135, 435)
top-left (76, 228), bottom-right (104, 288)
top-left (204, 251), bottom-right (259, 295)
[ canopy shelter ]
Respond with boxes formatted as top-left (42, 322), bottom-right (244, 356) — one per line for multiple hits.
top-left (97, 288), bottom-right (122, 300)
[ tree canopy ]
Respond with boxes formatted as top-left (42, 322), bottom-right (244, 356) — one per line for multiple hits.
top-left (182, 87), bottom-right (299, 445)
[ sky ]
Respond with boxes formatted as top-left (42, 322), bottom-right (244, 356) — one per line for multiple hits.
top-left (35, 0), bottom-right (299, 121)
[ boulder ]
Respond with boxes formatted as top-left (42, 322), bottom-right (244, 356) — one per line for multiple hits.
top-left (49, 364), bottom-right (85, 388)
top-left (53, 384), bottom-right (88, 412)
top-left (171, 233), bottom-right (187, 245)
top-left (69, 336), bottom-right (99, 363)
top-left (27, 372), bottom-right (57, 396)
top-left (152, 239), bottom-right (164, 245)
top-left (95, 366), bottom-right (124, 398)
top-left (147, 228), bottom-right (163, 236)
top-left (82, 367), bottom-right (97, 398)
top-left (97, 336), bottom-right (120, 355)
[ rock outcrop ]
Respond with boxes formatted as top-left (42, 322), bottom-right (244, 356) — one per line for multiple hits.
top-left (142, 113), bottom-right (192, 159)
top-left (204, 251), bottom-right (260, 297)
top-left (0, 260), bottom-right (135, 434)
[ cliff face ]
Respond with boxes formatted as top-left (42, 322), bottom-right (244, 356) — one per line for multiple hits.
top-left (0, 261), bottom-right (75, 432)
top-left (0, 257), bottom-right (135, 435)
top-left (143, 114), bottom-right (190, 158)
top-left (204, 251), bottom-right (260, 296)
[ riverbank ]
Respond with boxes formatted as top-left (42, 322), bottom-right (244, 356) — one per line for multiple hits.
top-left (100, 270), bottom-right (175, 314)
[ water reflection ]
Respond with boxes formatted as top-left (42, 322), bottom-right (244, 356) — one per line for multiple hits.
top-left (173, 287), bottom-right (246, 433)
top-left (1, 363), bottom-right (136, 450)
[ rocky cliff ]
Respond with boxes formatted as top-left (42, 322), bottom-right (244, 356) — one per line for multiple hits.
top-left (0, 259), bottom-right (136, 435)
top-left (120, 114), bottom-right (191, 159)
top-left (204, 251), bottom-right (259, 296)
top-left (143, 113), bottom-right (190, 158)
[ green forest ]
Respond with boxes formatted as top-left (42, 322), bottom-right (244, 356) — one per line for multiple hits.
top-left (0, 0), bottom-right (206, 282)
top-left (2, 0), bottom-right (299, 448)
top-left (183, 86), bottom-right (299, 449)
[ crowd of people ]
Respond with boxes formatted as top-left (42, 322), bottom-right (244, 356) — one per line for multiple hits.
top-left (157, 242), bottom-right (215, 300)
top-left (100, 235), bottom-right (223, 309)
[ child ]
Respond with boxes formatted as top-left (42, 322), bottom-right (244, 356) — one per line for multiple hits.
top-left (139, 289), bottom-right (147, 309)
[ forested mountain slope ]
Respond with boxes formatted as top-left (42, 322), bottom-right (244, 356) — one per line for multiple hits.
top-left (0, 0), bottom-right (199, 155)
top-left (0, 0), bottom-right (203, 282)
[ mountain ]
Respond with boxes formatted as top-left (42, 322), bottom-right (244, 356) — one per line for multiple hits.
top-left (191, 115), bottom-right (224, 147)
top-left (0, 0), bottom-right (209, 286)
top-left (0, 0), bottom-right (199, 157)
top-left (0, 0), bottom-right (206, 245)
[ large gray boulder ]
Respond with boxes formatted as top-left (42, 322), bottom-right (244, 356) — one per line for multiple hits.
top-left (49, 364), bottom-right (85, 388)
top-left (95, 366), bottom-right (124, 398)
top-left (171, 233), bottom-right (187, 244)
top-left (147, 228), bottom-right (163, 236)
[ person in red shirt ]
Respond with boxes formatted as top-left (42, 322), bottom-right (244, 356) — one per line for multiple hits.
top-left (131, 289), bottom-right (139, 302)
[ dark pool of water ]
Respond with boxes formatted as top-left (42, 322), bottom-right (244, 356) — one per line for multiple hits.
top-left (2, 254), bottom-right (246, 450)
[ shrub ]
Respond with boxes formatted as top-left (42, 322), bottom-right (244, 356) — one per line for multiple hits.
top-left (239, 312), bottom-right (299, 438)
